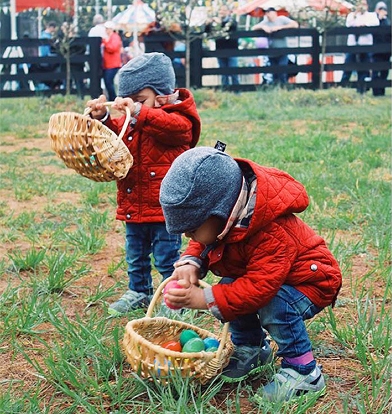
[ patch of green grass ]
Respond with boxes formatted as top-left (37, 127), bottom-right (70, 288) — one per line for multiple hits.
top-left (0, 89), bottom-right (390, 413)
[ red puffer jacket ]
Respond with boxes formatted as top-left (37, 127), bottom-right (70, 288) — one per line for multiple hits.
top-left (104, 88), bottom-right (201, 223)
top-left (183, 159), bottom-right (342, 322)
top-left (101, 32), bottom-right (122, 70)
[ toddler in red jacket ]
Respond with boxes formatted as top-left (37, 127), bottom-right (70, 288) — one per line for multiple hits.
top-left (87, 52), bottom-right (201, 316)
top-left (159, 147), bottom-right (342, 403)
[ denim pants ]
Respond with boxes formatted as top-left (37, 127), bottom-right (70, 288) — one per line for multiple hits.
top-left (222, 279), bottom-right (322, 372)
top-left (341, 52), bottom-right (372, 91)
top-left (125, 222), bottom-right (182, 295)
top-left (103, 67), bottom-right (119, 101)
top-left (218, 56), bottom-right (240, 86)
top-left (269, 55), bottom-right (289, 84)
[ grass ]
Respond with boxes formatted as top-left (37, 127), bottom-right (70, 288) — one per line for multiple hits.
top-left (0, 88), bottom-right (391, 413)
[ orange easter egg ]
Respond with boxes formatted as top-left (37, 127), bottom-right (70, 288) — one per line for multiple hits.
top-left (161, 340), bottom-right (182, 352)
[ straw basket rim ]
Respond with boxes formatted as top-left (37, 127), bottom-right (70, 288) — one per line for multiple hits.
top-left (48, 102), bottom-right (133, 182)
top-left (122, 276), bottom-right (234, 383)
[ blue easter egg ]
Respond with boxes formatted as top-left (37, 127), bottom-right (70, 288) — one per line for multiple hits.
top-left (203, 337), bottom-right (220, 350)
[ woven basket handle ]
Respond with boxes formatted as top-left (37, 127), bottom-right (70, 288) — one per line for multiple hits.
top-left (147, 275), bottom-right (230, 362)
top-left (83, 101), bottom-right (131, 141)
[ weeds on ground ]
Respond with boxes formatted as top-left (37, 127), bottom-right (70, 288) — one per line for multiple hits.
top-left (0, 89), bottom-right (390, 413)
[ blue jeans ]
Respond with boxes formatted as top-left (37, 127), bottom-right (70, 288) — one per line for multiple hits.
top-left (103, 67), bottom-right (119, 101)
top-left (341, 52), bottom-right (371, 92)
top-left (269, 55), bottom-right (289, 84)
top-left (221, 279), bottom-right (322, 371)
top-left (218, 56), bottom-right (240, 86)
top-left (125, 223), bottom-right (182, 295)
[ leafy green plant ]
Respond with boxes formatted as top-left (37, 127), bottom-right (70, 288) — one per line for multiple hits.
top-left (7, 247), bottom-right (46, 273)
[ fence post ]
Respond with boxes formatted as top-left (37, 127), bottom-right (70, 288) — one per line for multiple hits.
top-left (88, 37), bottom-right (102, 99)
top-left (311, 29), bottom-right (321, 90)
top-left (190, 37), bottom-right (203, 89)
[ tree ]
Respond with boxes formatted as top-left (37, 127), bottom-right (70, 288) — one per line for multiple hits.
top-left (289, 1), bottom-right (348, 89)
top-left (152, 0), bottom-right (209, 89)
top-left (151, 0), bottom-right (239, 89)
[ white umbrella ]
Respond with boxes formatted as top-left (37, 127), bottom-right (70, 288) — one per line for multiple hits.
top-left (112, 0), bottom-right (156, 32)
top-left (112, 0), bottom-right (155, 56)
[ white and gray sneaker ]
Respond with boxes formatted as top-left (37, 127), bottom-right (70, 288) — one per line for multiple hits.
top-left (108, 290), bottom-right (152, 316)
top-left (260, 365), bottom-right (326, 402)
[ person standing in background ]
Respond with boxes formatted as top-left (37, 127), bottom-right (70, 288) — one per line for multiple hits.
top-left (37, 21), bottom-right (61, 89)
top-left (88, 14), bottom-right (107, 39)
top-left (88, 14), bottom-right (108, 98)
top-left (252, 8), bottom-right (298, 85)
top-left (340, 0), bottom-right (379, 93)
top-left (371, 2), bottom-right (391, 96)
top-left (206, 4), bottom-right (240, 89)
top-left (101, 21), bottom-right (123, 101)
top-left (39, 21), bottom-right (57, 58)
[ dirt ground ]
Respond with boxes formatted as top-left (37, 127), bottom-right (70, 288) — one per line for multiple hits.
top-left (0, 133), bottom-right (387, 413)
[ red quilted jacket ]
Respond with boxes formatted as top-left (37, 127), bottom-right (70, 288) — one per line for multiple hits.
top-left (183, 158), bottom-right (342, 322)
top-left (104, 88), bottom-right (201, 223)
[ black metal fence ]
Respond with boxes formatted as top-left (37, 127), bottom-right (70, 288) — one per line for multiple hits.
top-left (0, 26), bottom-right (390, 98)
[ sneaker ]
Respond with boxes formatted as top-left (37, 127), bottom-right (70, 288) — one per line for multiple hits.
top-left (108, 290), bottom-right (152, 316)
top-left (260, 365), bottom-right (326, 402)
top-left (221, 340), bottom-right (273, 383)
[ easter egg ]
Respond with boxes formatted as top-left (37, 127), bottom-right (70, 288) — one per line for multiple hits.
top-left (182, 337), bottom-right (205, 353)
top-left (179, 329), bottom-right (200, 346)
top-left (161, 340), bottom-right (182, 352)
top-left (163, 280), bottom-right (182, 310)
top-left (203, 337), bottom-right (220, 350)
top-left (206, 346), bottom-right (218, 353)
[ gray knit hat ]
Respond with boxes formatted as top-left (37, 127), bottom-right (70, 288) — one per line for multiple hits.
top-left (160, 147), bottom-right (243, 234)
top-left (118, 52), bottom-right (175, 97)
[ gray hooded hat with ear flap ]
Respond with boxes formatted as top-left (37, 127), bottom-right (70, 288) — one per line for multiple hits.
top-left (118, 52), bottom-right (176, 97)
top-left (159, 147), bottom-right (243, 234)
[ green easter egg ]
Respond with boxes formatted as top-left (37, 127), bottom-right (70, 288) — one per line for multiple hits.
top-left (182, 337), bottom-right (205, 353)
top-left (206, 346), bottom-right (218, 353)
top-left (179, 329), bottom-right (200, 346)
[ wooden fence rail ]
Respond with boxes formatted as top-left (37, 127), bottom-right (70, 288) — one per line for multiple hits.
top-left (0, 26), bottom-right (390, 98)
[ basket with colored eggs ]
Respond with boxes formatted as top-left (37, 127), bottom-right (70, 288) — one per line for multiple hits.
top-left (122, 277), bottom-right (234, 384)
top-left (48, 102), bottom-right (133, 182)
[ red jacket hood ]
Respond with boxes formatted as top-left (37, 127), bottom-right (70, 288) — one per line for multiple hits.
top-left (228, 159), bottom-right (309, 243)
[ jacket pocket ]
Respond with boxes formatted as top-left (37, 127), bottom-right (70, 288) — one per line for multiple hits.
top-left (148, 164), bottom-right (170, 208)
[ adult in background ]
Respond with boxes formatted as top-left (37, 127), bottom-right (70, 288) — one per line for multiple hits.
top-left (101, 21), bottom-right (123, 101)
top-left (340, 0), bottom-right (379, 93)
top-left (88, 14), bottom-right (108, 98)
top-left (88, 14), bottom-right (107, 39)
top-left (39, 21), bottom-right (57, 59)
top-left (206, 4), bottom-right (240, 89)
top-left (252, 8), bottom-right (298, 85)
top-left (371, 2), bottom-right (391, 97)
top-left (36, 21), bottom-right (61, 89)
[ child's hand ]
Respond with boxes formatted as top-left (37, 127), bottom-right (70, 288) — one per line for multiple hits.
top-left (164, 265), bottom-right (207, 310)
top-left (112, 97), bottom-right (137, 115)
top-left (172, 264), bottom-right (200, 286)
top-left (163, 278), bottom-right (207, 310)
top-left (86, 94), bottom-right (107, 119)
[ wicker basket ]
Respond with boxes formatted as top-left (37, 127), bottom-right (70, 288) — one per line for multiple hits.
top-left (123, 277), bottom-right (234, 384)
top-left (48, 103), bottom-right (133, 182)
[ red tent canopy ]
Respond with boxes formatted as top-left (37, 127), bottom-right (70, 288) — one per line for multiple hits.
top-left (235, 0), bottom-right (289, 17)
top-left (235, 0), bottom-right (353, 17)
top-left (15, 0), bottom-right (71, 13)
